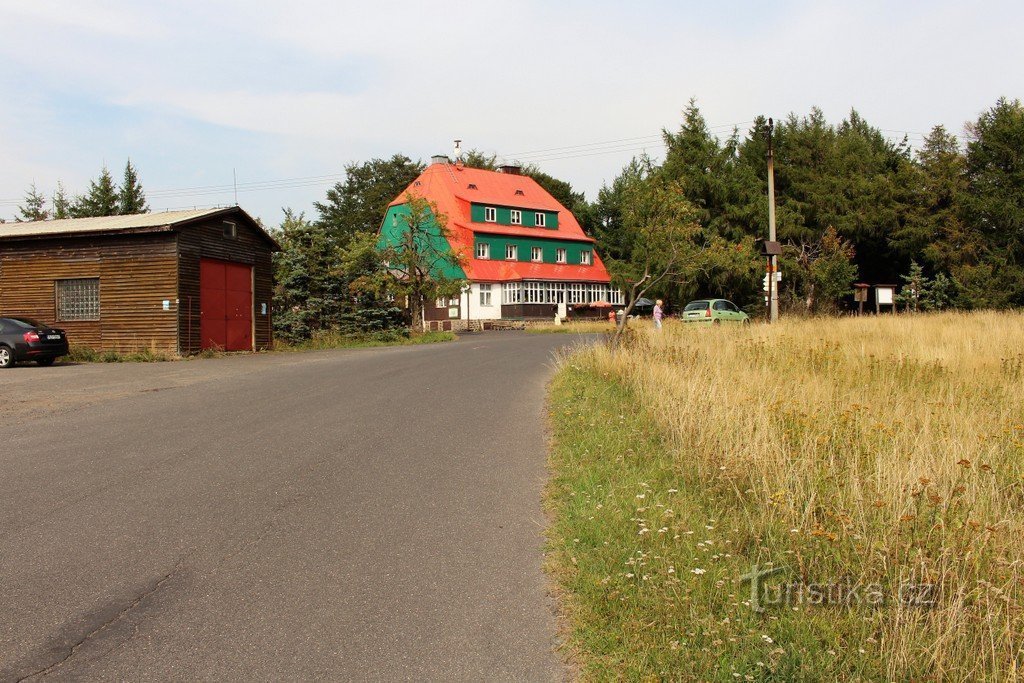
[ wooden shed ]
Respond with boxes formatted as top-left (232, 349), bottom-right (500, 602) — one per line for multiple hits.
top-left (0, 207), bottom-right (279, 354)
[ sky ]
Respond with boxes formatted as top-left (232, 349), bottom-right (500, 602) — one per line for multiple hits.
top-left (1, 0), bottom-right (1021, 226)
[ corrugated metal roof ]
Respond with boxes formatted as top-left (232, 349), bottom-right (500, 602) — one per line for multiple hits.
top-left (0, 208), bottom-right (229, 239)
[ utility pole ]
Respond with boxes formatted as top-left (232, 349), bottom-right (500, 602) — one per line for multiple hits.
top-left (767, 118), bottom-right (779, 324)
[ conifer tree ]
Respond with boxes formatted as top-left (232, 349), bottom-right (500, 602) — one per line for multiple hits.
top-left (52, 181), bottom-right (71, 219)
top-left (118, 160), bottom-right (148, 215)
top-left (16, 182), bottom-right (49, 222)
top-left (72, 166), bottom-right (120, 217)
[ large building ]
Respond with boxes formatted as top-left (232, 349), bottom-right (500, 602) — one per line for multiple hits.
top-left (0, 207), bottom-right (278, 353)
top-left (379, 156), bottom-right (621, 326)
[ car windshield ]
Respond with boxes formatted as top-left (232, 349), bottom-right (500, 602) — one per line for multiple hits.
top-left (684, 301), bottom-right (710, 311)
top-left (5, 317), bottom-right (43, 329)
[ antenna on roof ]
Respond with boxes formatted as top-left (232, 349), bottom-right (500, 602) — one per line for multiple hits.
top-left (233, 168), bottom-right (238, 206)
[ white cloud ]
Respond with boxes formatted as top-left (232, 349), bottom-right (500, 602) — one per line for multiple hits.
top-left (1, 0), bottom-right (1022, 223)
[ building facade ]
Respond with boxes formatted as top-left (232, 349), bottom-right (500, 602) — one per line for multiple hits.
top-left (379, 158), bottom-right (621, 324)
top-left (0, 207), bottom-right (278, 353)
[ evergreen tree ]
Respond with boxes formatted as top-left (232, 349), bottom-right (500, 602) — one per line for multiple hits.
top-left (118, 160), bottom-right (148, 214)
top-left (52, 181), bottom-right (71, 219)
top-left (892, 126), bottom-right (968, 270)
top-left (959, 97), bottom-right (1024, 307)
top-left (272, 210), bottom-right (349, 342)
top-left (17, 183), bottom-right (49, 222)
top-left (896, 261), bottom-right (928, 311)
top-left (661, 99), bottom-right (729, 227)
top-left (72, 166), bottom-right (120, 217)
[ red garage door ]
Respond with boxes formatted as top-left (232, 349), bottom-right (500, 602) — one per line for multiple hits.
top-left (200, 259), bottom-right (253, 351)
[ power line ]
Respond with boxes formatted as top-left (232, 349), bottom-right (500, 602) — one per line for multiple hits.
top-left (511, 142), bottom-right (669, 164)
top-left (0, 121), bottom-right (935, 212)
top-left (504, 121), bottom-right (754, 158)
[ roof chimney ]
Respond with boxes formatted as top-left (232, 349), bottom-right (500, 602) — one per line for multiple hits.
top-left (498, 164), bottom-right (521, 175)
top-left (453, 139), bottom-right (463, 161)
top-left (431, 154), bottom-right (450, 166)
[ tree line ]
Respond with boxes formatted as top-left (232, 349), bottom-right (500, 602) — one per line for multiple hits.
top-left (11, 95), bottom-right (1022, 336)
top-left (14, 161), bottom-right (148, 221)
top-left (592, 97), bottom-right (1024, 313)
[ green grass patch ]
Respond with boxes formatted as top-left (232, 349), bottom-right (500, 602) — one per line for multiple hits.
top-left (66, 346), bottom-right (174, 363)
top-left (547, 367), bottom-right (891, 681)
top-left (276, 329), bottom-right (456, 351)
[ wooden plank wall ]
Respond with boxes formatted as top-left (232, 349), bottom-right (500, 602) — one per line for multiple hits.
top-left (0, 234), bottom-right (179, 351)
top-left (176, 218), bottom-right (275, 354)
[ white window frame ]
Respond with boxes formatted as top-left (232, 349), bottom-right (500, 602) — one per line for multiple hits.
top-left (502, 282), bottom-right (522, 304)
top-left (535, 212), bottom-right (546, 227)
top-left (506, 244), bottom-right (518, 260)
top-left (484, 206), bottom-right (497, 223)
top-left (476, 242), bottom-right (490, 259)
top-left (531, 246), bottom-right (543, 262)
top-left (580, 250), bottom-right (592, 265)
top-left (556, 248), bottom-right (567, 264)
top-left (479, 283), bottom-right (492, 306)
top-left (510, 209), bottom-right (522, 225)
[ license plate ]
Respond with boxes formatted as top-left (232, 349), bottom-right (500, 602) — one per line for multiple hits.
top-left (47, 334), bottom-right (62, 340)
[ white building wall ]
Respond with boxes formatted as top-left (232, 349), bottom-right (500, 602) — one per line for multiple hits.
top-left (461, 282), bottom-right (502, 321)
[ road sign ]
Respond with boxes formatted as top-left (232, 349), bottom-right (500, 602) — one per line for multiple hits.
top-left (762, 272), bottom-right (783, 291)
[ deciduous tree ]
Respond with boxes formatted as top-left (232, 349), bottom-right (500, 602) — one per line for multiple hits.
top-left (604, 163), bottom-right (704, 342)
top-left (315, 155), bottom-right (424, 245)
top-left (353, 194), bottom-right (465, 332)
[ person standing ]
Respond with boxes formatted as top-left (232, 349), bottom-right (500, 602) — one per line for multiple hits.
top-left (653, 299), bottom-right (664, 330)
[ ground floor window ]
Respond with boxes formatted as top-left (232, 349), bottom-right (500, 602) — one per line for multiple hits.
top-left (56, 277), bottom-right (100, 321)
top-left (502, 282), bottom-right (521, 304)
top-left (480, 283), bottom-right (492, 306)
top-left (498, 281), bottom-right (624, 306)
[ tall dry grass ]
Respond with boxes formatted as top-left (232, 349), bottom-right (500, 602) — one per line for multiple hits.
top-left (551, 312), bottom-right (1024, 680)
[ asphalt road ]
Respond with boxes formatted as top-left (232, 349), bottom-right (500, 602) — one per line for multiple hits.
top-left (0, 332), bottom-right (588, 682)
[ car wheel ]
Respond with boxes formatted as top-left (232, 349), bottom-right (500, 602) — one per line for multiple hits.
top-left (36, 357), bottom-right (56, 367)
top-left (712, 319), bottom-right (721, 325)
top-left (0, 346), bottom-right (13, 369)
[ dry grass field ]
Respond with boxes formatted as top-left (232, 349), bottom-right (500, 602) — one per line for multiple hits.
top-left (546, 312), bottom-right (1024, 681)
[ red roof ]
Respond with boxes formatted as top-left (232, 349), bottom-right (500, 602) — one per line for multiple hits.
top-left (389, 163), bottom-right (610, 283)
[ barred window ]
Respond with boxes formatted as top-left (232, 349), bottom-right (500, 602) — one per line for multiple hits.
top-left (56, 278), bottom-right (100, 321)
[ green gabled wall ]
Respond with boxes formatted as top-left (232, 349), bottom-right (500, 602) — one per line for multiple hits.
top-left (473, 234), bottom-right (594, 266)
top-left (469, 204), bottom-right (559, 229)
top-left (378, 204), bottom-right (466, 279)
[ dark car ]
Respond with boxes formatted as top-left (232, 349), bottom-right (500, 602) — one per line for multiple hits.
top-left (0, 317), bottom-right (70, 368)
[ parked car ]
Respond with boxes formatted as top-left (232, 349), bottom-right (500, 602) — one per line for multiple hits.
top-left (681, 299), bottom-right (750, 324)
top-left (0, 317), bottom-right (70, 368)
